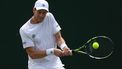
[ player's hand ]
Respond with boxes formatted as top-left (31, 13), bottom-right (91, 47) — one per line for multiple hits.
top-left (54, 49), bottom-right (64, 57)
top-left (62, 47), bottom-right (72, 56)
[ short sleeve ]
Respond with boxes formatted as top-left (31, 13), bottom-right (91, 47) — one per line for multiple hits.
top-left (49, 13), bottom-right (61, 34)
top-left (19, 29), bottom-right (35, 49)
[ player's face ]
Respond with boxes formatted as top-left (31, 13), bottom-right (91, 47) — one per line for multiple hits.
top-left (33, 9), bottom-right (48, 23)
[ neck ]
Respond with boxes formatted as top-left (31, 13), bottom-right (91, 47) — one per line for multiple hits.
top-left (30, 16), bottom-right (41, 24)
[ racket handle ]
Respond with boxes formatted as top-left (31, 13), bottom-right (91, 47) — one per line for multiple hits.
top-left (72, 50), bottom-right (87, 55)
top-left (72, 50), bottom-right (76, 53)
top-left (72, 50), bottom-right (81, 55)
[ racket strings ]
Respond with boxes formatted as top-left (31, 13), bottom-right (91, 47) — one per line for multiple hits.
top-left (86, 37), bottom-right (114, 59)
top-left (73, 36), bottom-right (114, 59)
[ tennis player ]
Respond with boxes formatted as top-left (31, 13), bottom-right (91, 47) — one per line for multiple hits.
top-left (19, 0), bottom-right (72, 69)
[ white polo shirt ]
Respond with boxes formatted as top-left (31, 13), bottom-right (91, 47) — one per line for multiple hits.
top-left (19, 12), bottom-right (65, 69)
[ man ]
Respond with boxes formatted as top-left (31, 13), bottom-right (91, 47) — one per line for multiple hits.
top-left (19, 0), bottom-right (72, 69)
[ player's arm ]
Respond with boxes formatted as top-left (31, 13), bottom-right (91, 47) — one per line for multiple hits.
top-left (25, 47), bottom-right (47, 59)
top-left (54, 31), bottom-right (66, 48)
top-left (20, 29), bottom-right (63, 59)
top-left (19, 29), bottom-right (47, 59)
top-left (25, 47), bottom-right (64, 59)
top-left (54, 31), bottom-right (72, 56)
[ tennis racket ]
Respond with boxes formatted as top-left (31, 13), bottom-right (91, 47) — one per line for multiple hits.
top-left (72, 36), bottom-right (114, 59)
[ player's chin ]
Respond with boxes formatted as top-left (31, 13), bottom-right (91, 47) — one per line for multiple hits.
top-left (38, 19), bottom-right (44, 23)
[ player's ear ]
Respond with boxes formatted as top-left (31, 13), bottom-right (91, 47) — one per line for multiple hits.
top-left (33, 8), bottom-right (36, 14)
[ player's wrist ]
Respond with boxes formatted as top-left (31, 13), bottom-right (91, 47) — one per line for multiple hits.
top-left (60, 42), bottom-right (68, 50)
top-left (46, 48), bottom-right (54, 55)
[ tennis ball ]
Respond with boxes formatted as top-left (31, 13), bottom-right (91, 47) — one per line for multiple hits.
top-left (92, 42), bottom-right (99, 49)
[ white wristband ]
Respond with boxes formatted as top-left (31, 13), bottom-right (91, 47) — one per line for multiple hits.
top-left (60, 43), bottom-right (67, 50)
top-left (46, 48), bottom-right (54, 55)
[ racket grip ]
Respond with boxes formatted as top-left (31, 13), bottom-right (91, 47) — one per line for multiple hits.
top-left (72, 50), bottom-right (81, 55)
top-left (72, 50), bottom-right (76, 53)
top-left (72, 50), bottom-right (87, 55)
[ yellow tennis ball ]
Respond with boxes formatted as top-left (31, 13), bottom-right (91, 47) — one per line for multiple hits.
top-left (92, 42), bottom-right (99, 49)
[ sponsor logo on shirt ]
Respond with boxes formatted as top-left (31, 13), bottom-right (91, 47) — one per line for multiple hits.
top-left (32, 34), bottom-right (36, 38)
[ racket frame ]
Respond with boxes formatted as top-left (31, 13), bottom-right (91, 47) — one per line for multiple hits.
top-left (73, 36), bottom-right (114, 59)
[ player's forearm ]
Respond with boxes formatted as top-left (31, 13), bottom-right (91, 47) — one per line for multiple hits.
top-left (27, 49), bottom-right (47, 59)
top-left (57, 37), bottom-right (69, 50)
top-left (54, 32), bottom-right (66, 47)
top-left (26, 47), bottom-right (54, 59)
top-left (57, 37), bottom-right (65, 46)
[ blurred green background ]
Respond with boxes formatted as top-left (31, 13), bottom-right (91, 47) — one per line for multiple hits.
top-left (0, 0), bottom-right (122, 69)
